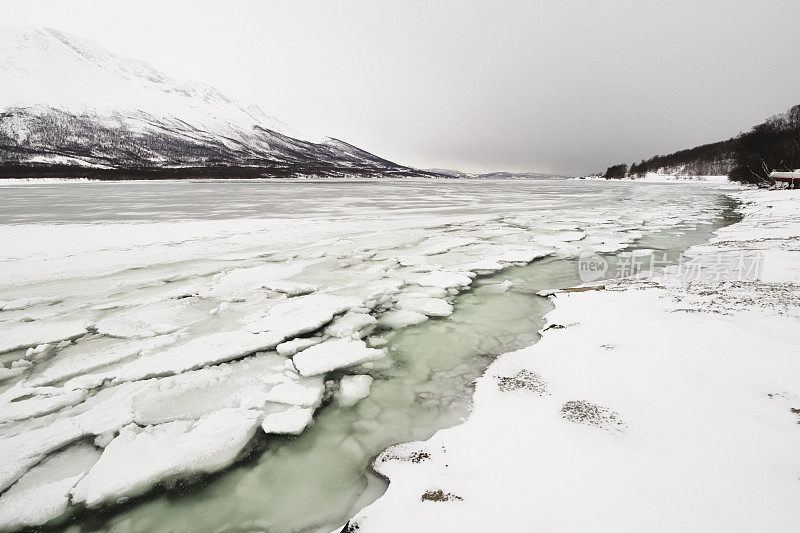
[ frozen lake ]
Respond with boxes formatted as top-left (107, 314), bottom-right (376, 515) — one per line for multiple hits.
top-left (0, 179), bottom-right (736, 531)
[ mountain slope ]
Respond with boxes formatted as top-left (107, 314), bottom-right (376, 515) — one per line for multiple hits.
top-left (0, 27), bottom-right (413, 177)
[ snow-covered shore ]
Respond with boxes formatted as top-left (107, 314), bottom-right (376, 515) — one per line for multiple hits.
top-left (348, 189), bottom-right (800, 532)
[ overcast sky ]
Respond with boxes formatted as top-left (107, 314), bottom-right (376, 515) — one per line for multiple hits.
top-left (5, 0), bottom-right (800, 175)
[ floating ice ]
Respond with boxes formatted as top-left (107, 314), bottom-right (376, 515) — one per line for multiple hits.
top-left (0, 319), bottom-right (90, 354)
top-left (292, 339), bottom-right (385, 377)
top-left (260, 404), bottom-right (315, 435)
top-left (275, 337), bottom-right (323, 357)
top-left (324, 312), bottom-right (377, 339)
top-left (71, 409), bottom-right (262, 508)
top-left (109, 330), bottom-right (284, 383)
top-left (337, 375), bottom-right (373, 407)
top-left (404, 271), bottom-right (472, 289)
top-left (0, 418), bottom-right (84, 493)
top-left (0, 387), bottom-right (88, 424)
top-left (0, 297), bottom-right (61, 312)
top-left (245, 294), bottom-right (362, 340)
top-left (202, 263), bottom-right (307, 300)
top-left (396, 297), bottom-right (454, 317)
top-left (130, 353), bottom-right (324, 425)
top-left (377, 310), bottom-right (429, 329)
top-left (0, 443), bottom-right (100, 530)
top-left (94, 299), bottom-right (203, 338)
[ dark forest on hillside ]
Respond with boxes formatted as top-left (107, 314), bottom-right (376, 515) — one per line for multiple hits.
top-left (605, 104), bottom-right (800, 185)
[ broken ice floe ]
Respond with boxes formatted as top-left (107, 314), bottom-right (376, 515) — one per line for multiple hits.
top-left (260, 404), bottom-right (315, 435)
top-left (70, 409), bottom-right (262, 507)
top-left (337, 375), bottom-right (374, 407)
top-left (292, 339), bottom-right (385, 377)
top-left (0, 443), bottom-right (100, 530)
top-left (0, 319), bottom-right (90, 354)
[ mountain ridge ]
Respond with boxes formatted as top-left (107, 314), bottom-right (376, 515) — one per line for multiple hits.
top-left (0, 27), bottom-right (426, 178)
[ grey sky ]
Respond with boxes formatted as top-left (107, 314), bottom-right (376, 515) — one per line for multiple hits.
top-left (5, 0), bottom-right (800, 175)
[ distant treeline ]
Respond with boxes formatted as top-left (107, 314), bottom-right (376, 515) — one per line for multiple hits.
top-left (603, 104), bottom-right (800, 184)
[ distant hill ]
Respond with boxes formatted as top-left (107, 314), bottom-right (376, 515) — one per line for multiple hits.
top-left (602, 104), bottom-right (800, 184)
top-left (424, 169), bottom-right (568, 180)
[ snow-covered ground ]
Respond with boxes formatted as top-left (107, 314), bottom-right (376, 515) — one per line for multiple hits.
top-left (0, 179), bottom-right (740, 530)
top-left (347, 189), bottom-right (800, 532)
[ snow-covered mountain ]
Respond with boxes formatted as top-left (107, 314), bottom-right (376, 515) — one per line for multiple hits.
top-left (0, 27), bottom-right (412, 176)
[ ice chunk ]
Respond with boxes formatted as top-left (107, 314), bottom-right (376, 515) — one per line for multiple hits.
top-left (262, 378), bottom-right (325, 407)
top-left (0, 365), bottom-right (28, 383)
top-left (460, 259), bottom-right (505, 275)
top-left (203, 263), bottom-right (307, 300)
top-left (497, 248), bottom-right (553, 263)
top-left (276, 337), bottom-right (323, 357)
top-left (377, 310), bottom-right (429, 329)
top-left (95, 299), bottom-right (203, 338)
top-left (398, 286), bottom-right (448, 299)
top-left (260, 281), bottom-right (317, 296)
top-left (0, 443), bottom-right (100, 530)
top-left (111, 330), bottom-right (283, 383)
top-left (71, 380), bottom-right (154, 436)
top-left (0, 418), bottom-right (84, 493)
top-left (396, 297), bottom-right (454, 317)
top-left (405, 271), bottom-right (472, 289)
top-left (0, 319), bottom-right (89, 354)
top-left (71, 409), bottom-right (262, 508)
top-left (25, 343), bottom-right (54, 361)
top-left (414, 236), bottom-right (479, 256)
top-left (0, 387), bottom-right (88, 424)
top-left (324, 312), bottom-right (377, 339)
top-left (28, 335), bottom-right (178, 387)
top-left (130, 354), bottom-right (324, 425)
top-left (292, 339), bottom-right (385, 377)
top-left (0, 297), bottom-right (61, 311)
top-left (337, 375), bottom-right (373, 407)
top-left (260, 404), bottom-right (315, 435)
top-left (245, 294), bottom-right (362, 339)
top-left (367, 336), bottom-right (388, 347)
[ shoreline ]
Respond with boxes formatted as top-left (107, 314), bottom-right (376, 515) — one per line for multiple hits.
top-left (346, 188), bottom-right (800, 532)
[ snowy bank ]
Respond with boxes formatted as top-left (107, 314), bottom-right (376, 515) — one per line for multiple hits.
top-left (348, 189), bottom-right (800, 532)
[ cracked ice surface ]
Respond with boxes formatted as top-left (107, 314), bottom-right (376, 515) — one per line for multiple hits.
top-left (0, 179), bottom-right (732, 527)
